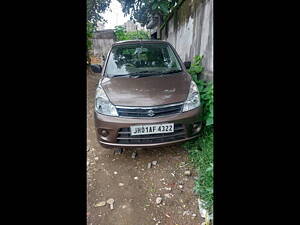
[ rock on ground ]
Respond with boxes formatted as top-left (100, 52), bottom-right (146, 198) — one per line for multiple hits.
top-left (184, 170), bottom-right (191, 176)
top-left (95, 201), bottom-right (106, 207)
top-left (156, 197), bottom-right (162, 204)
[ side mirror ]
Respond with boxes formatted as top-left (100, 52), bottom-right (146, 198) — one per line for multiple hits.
top-left (90, 64), bottom-right (102, 73)
top-left (184, 61), bottom-right (191, 69)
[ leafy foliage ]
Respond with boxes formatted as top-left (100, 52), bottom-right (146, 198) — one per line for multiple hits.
top-left (188, 55), bottom-right (204, 78)
top-left (114, 26), bottom-right (127, 41)
top-left (87, 0), bottom-right (111, 27)
top-left (87, 22), bottom-right (95, 51)
top-left (114, 25), bottom-right (150, 41)
top-left (87, 0), bottom-right (111, 64)
top-left (188, 55), bottom-right (213, 126)
top-left (118, 0), bottom-right (179, 26)
top-left (183, 54), bottom-right (214, 215)
top-left (183, 126), bottom-right (213, 214)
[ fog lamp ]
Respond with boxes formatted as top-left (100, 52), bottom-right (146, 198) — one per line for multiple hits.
top-left (193, 122), bottom-right (202, 133)
top-left (101, 129), bottom-right (109, 137)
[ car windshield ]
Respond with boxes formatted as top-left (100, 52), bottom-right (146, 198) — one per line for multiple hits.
top-left (105, 43), bottom-right (183, 78)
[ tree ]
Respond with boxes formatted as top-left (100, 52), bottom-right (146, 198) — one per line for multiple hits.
top-left (87, 22), bottom-right (94, 63)
top-left (117, 0), bottom-right (179, 26)
top-left (87, 0), bottom-right (111, 27)
top-left (114, 25), bottom-right (150, 41)
top-left (87, 0), bottom-right (111, 64)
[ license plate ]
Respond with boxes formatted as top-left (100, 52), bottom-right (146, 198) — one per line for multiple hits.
top-left (130, 123), bottom-right (174, 136)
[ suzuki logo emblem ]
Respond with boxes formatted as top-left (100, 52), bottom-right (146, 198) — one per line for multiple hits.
top-left (147, 110), bottom-right (155, 117)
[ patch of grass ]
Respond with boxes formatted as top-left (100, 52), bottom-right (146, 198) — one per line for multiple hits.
top-left (183, 126), bottom-right (213, 214)
top-left (148, 186), bottom-right (156, 193)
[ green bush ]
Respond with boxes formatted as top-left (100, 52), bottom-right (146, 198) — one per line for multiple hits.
top-left (184, 126), bottom-right (213, 214)
top-left (87, 22), bottom-right (94, 51)
top-left (184, 55), bottom-right (214, 215)
top-left (87, 22), bottom-right (95, 64)
top-left (188, 55), bottom-right (213, 126)
top-left (114, 25), bottom-right (150, 41)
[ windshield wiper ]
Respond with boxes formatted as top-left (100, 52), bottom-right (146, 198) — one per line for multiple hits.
top-left (111, 71), bottom-right (157, 78)
top-left (129, 72), bottom-right (162, 78)
top-left (132, 69), bottom-right (182, 78)
top-left (161, 69), bottom-right (182, 74)
top-left (110, 74), bottom-right (133, 78)
top-left (128, 71), bottom-right (158, 75)
top-left (111, 70), bottom-right (182, 78)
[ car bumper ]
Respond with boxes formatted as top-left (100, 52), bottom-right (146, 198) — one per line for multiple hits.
top-left (94, 107), bottom-right (202, 148)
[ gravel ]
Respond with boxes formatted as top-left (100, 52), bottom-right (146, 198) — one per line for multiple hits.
top-left (164, 193), bottom-right (173, 199)
top-left (184, 170), bottom-right (191, 176)
top-left (132, 152), bottom-right (137, 158)
top-left (95, 201), bottom-right (106, 207)
top-left (156, 197), bottom-right (162, 204)
top-left (107, 198), bottom-right (115, 210)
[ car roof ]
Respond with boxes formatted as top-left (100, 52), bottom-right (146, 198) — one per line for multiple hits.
top-left (112, 39), bottom-right (170, 46)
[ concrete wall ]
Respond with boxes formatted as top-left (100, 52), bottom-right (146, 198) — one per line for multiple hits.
top-left (92, 29), bottom-right (116, 65)
top-left (123, 20), bottom-right (138, 32)
top-left (160, 0), bottom-right (213, 80)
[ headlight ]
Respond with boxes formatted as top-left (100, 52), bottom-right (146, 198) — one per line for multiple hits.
top-left (95, 86), bottom-right (118, 116)
top-left (183, 80), bottom-right (200, 112)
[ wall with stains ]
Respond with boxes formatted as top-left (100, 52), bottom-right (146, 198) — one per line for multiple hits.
top-left (160, 0), bottom-right (213, 80)
top-left (92, 29), bottom-right (116, 65)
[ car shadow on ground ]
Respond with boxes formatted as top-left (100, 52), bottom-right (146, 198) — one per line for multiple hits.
top-left (102, 144), bottom-right (187, 159)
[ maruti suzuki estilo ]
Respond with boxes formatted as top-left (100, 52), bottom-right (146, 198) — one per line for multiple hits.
top-left (91, 40), bottom-right (202, 148)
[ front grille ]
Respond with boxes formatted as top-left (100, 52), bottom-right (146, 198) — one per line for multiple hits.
top-left (117, 124), bottom-right (186, 144)
top-left (116, 103), bottom-right (183, 118)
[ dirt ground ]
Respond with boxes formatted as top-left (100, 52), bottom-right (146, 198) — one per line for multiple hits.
top-left (87, 70), bottom-right (204, 225)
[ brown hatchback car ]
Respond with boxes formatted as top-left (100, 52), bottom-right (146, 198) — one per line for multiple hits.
top-left (91, 40), bottom-right (202, 148)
